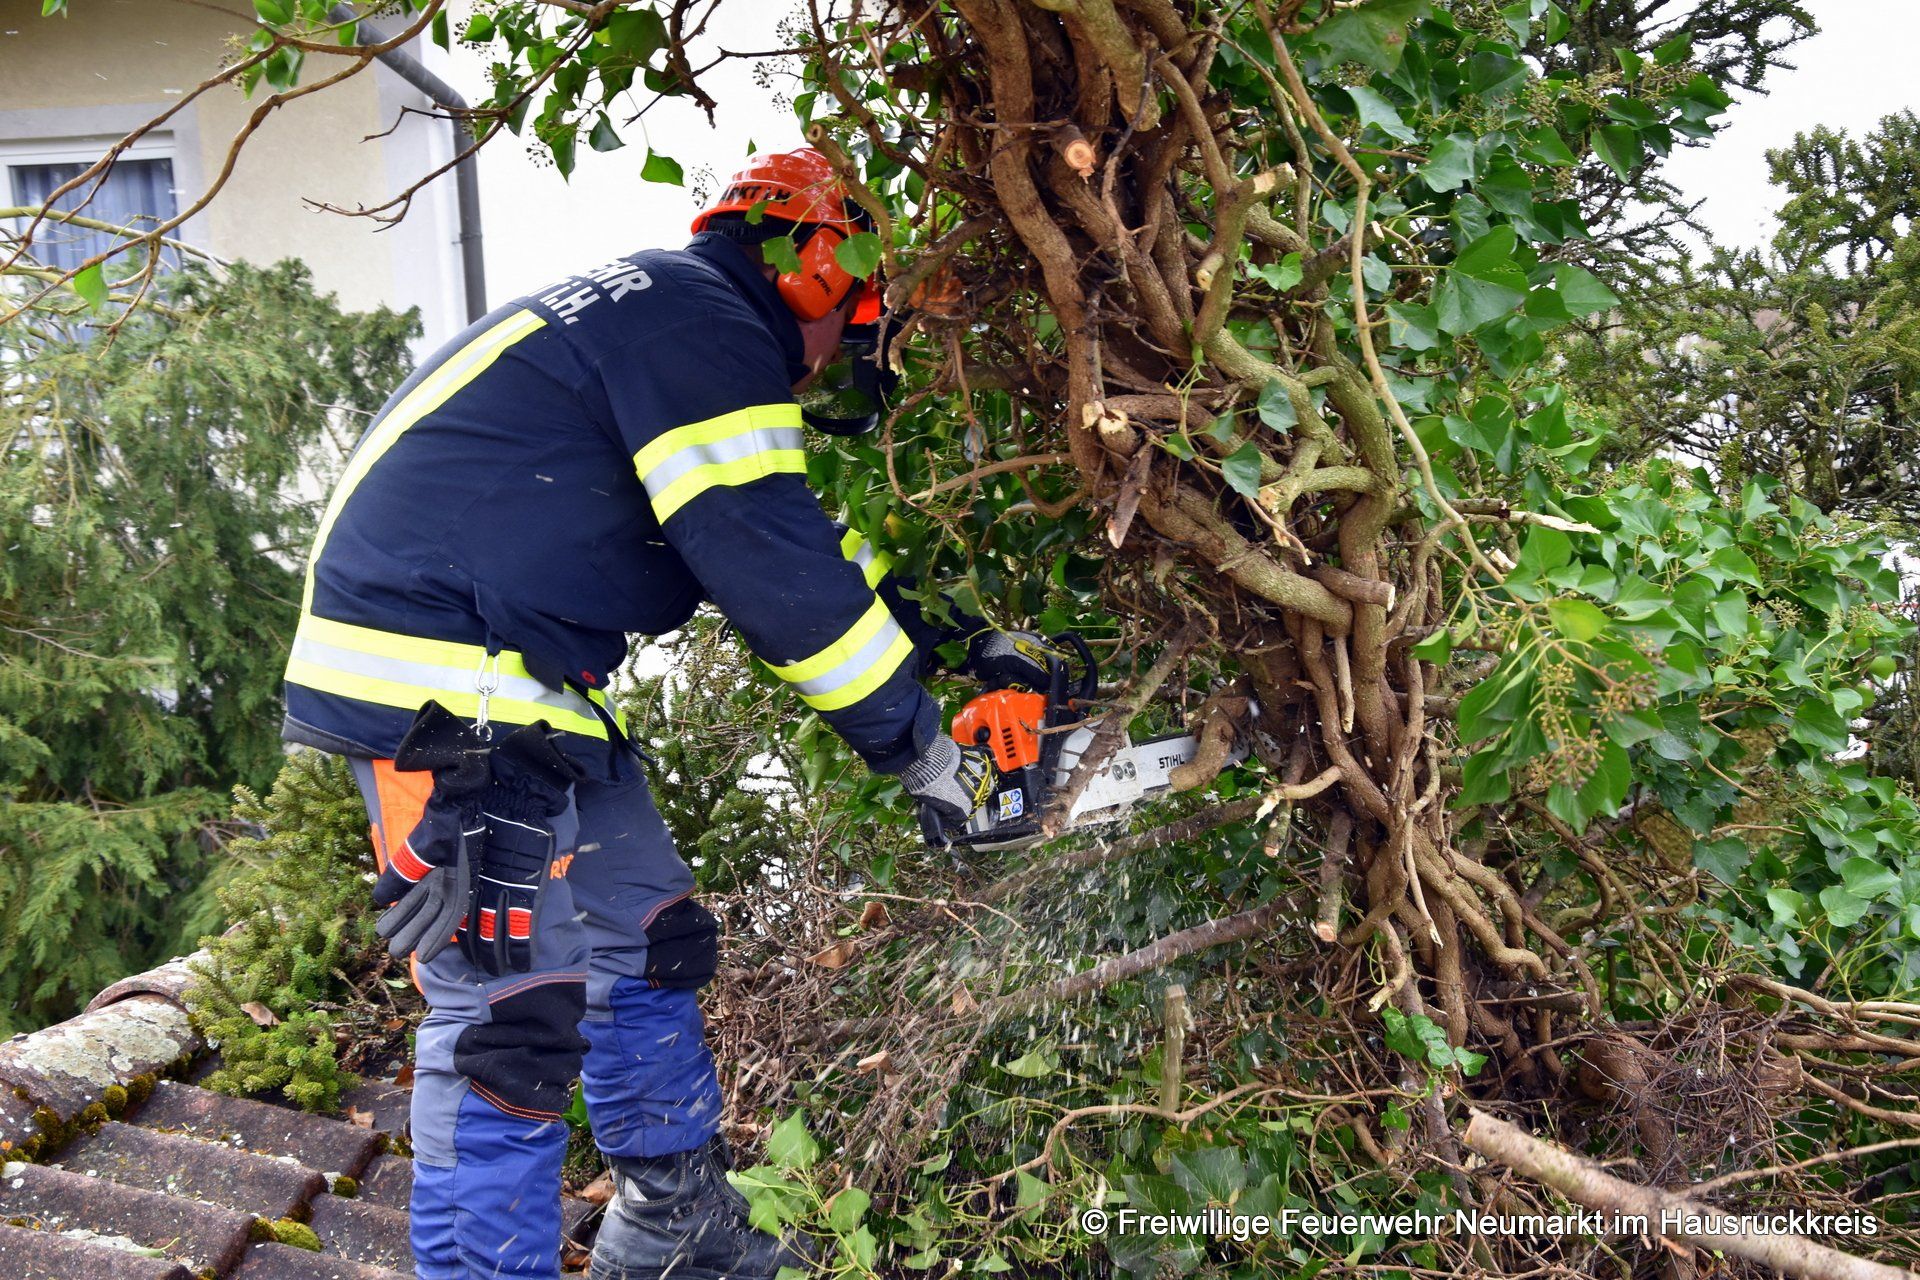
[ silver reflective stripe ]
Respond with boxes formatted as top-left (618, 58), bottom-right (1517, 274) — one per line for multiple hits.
top-left (787, 615), bottom-right (909, 700)
top-left (849, 541), bottom-right (877, 575)
top-left (638, 425), bottom-right (805, 498)
top-left (289, 634), bottom-right (599, 721)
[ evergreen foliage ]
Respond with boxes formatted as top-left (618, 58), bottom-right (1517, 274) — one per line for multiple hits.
top-left (0, 261), bottom-right (413, 1033)
top-left (187, 749), bottom-right (379, 1111)
top-left (1566, 110), bottom-right (1920, 529)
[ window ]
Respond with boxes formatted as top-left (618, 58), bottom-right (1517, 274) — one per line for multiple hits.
top-left (6, 153), bottom-right (179, 272)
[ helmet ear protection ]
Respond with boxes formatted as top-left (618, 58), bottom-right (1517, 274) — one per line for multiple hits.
top-left (779, 220), bottom-right (883, 323)
top-left (692, 147), bottom-right (884, 325)
top-left (779, 223), bottom-right (855, 321)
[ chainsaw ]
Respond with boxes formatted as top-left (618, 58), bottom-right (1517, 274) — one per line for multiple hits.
top-left (923, 632), bottom-right (1239, 851)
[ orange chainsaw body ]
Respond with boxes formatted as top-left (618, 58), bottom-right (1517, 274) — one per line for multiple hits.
top-left (951, 689), bottom-right (1047, 772)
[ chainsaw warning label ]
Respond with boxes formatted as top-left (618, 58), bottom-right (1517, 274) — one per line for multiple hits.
top-left (995, 789), bottom-right (1025, 821)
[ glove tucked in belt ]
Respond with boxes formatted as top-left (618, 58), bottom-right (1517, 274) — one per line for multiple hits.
top-left (372, 701), bottom-right (588, 976)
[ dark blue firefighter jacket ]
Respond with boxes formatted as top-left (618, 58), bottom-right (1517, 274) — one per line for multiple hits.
top-left (284, 234), bottom-right (939, 773)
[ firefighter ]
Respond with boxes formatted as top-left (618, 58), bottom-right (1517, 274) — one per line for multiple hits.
top-left (283, 147), bottom-right (1045, 1279)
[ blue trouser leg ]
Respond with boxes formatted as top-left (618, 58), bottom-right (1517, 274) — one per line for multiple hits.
top-left (564, 772), bottom-right (724, 1160)
top-left (354, 757), bottom-right (590, 1280)
top-left (352, 757), bottom-right (724, 1278)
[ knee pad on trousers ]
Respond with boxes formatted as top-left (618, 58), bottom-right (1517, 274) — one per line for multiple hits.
top-left (643, 897), bottom-right (718, 990)
top-left (453, 980), bottom-right (587, 1119)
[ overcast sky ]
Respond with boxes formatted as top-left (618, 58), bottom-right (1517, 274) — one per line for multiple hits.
top-left (431, 0), bottom-right (1920, 303)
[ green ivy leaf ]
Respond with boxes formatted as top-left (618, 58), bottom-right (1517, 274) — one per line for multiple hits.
top-left (1344, 86), bottom-right (1416, 143)
top-left (1839, 857), bottom-right (1898, 903)
top-left (1256, 380), bottom-right (1297, 429)
top-left (760, 236), bottom-right (803, 276)
top-left (1547, 598), bottom-right (1609, 642)
top-left (1222, 442), bottom-right (1265, 499)
top-left (1819, 883), bottom-right (1872, 929)
top-left (1693, 836), bottom-right (1750, 885)
top-left (587, 115), bottom-right (624, 152)
top-left (1313, 0), bottom-right (1429, 72)
top-left (1791, 701), bottom-right (1850, 755)
top-left (464, 12), bottom-right (495, 41)
top-left (1388, 302), bottom-right (1442, 351)
top-left (253, 0), bottom-right (291, 23)
top-left (827, 1186), bottom-right (871, 1232)
top-left (1252, 251), bottom-right (1302, 291)
top-left (431, 8), bottom-right (449, 49)
top-left (1552, 264), bottom-right (1619, 316)
top-left (1418, 135), bottom-right (1476, 192)
top-left (765, 1111), bottom-right (819, 1170)
top-left (1003, 1047), bottom-right (1056, 1078)
top-left (1654, 31), bottom-right (1693, 65)
top-left (1435, 227), bottom-right (1528, 334)
top-left (641, 150), bottom-right (684, 185)
top-left (1454, 751), bottom-right (1512, 807)
top-left (1171, 1147), bottom-right (1245, 1204)
top-left (1521, 127), bottom-right (1578, 166)
top-left (1591, 124), bottom-right (1642, 179)
top-left (605, 6), bottom-right (668, 59)
top-left (70, 262), bottom-right (107, 311)
top-left (834, 231), bottom-right (884, 279)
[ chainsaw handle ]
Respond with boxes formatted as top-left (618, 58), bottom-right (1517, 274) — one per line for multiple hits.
top-left (1051, 632), bottom-right (1098, 705)
top-left (916, 800), bottom-right (953, 849)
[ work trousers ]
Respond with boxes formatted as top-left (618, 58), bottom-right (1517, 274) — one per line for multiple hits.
top-left (350, 755), bottom-right (725, 1280)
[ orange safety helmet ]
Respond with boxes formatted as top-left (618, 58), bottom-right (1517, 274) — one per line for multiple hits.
top-left (691, 147), bottom-right (883, 323)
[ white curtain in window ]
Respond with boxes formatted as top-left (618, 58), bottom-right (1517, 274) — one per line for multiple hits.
top-left (9, 158), bottom-right (180, 272)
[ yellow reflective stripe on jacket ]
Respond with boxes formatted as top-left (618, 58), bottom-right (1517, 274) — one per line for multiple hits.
top-left (288, 613), bottom-right (625, 740)
top-left (301, 309), bottom-right (547, 611)
top-left (765, 596), bottom-right (914, 713)
top-left (837, 528), bottom-right (892, 589)
top-left (633, 403), bottom-right (806, 523)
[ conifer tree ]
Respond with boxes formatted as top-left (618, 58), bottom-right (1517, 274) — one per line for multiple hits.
top-left (0, 262), bottom-right (414, 1032)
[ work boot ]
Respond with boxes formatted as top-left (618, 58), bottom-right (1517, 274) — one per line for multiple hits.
top-left (589, 1134), bottom-right (814, 1279)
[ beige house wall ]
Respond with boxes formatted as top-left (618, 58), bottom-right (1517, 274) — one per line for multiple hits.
top-left (0, 0), bottom-right (465, 341)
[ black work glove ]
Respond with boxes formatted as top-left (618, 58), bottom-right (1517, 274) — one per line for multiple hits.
top-left (899, 734), bottom-right (996, 848)
top-left (963, 630), bottom-right (1064, 692)
top-left (373, 702), bottom-right (492, 965)
top-left (459, 721), bottom-right (588, 977)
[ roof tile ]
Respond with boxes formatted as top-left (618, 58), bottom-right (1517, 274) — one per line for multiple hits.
top-left (0, 1219), bottom-right (197, 1280)
top-left (59, 1121), bottom-right (329, 1220)
top-left (137, 1079), bottom-right (385, 1179)
top-left (233, 1241), bottom-right (412, 1280)
top-left (0, 948), bottom-right (599, 1276)
top-left (0, 1159), bottom-right (255, 1275)
top-left (310, 1194), bottom-right (412, 1271)
top-left (0, 995), bottom-right (199, 1130)
top-left (83, 949), bottom-right (211, 1015)
top-left (337, 1079), bottom-right (412, 1139)
top-left (355, 1153), bottom-right (412, 1211)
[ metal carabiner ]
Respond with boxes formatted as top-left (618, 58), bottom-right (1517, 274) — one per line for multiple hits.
top-left (473, 650), bottom-right (502, 742)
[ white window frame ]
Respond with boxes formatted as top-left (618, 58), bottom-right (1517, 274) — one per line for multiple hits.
top-left (2, 134), bottom-right (186, 256)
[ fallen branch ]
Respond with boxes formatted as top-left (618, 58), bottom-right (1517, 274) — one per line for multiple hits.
top-left (1461, 1111), bottom-right (1917, 1280)
top-left (979, 897), bottom-right (1289, 1019)
top-left (910, 451), bottom-right (1075, 500)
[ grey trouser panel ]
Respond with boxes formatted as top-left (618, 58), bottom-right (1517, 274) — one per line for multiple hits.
top-left (350, 759), bottom-right (700, 1161)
